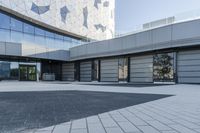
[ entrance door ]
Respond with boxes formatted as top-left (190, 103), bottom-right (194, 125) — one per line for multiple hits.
top-left (118, 58), bottom-right (128, 82)
top-left (92, 60), bottom-right (99, 81)
top-left (19, 65), bottom-right (36, 81)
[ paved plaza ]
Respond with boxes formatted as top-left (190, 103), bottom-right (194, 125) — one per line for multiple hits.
top-left (0, 82), bottom-right (200, 133)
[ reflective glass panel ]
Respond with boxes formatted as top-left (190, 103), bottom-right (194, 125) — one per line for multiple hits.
top-left (11, 18), bottom-right (23, 31)
top-left (55, 34), bottom-right (64, 40)
top-left (10, 62), bottom-right (19, 80)
top-left (45, 31), bottom-right (54, 38)
top-left (0, 13), bottom-right (10, 29)
top-left (24, 23), bottom-right (34, 34)
top-left (35, 27), bottom-right (45, 36)
top-left (35, 35), bottom-right (46, 46)
top-left (153, 53), bottom-right (175, 82)
top-left (23, 33), bottom-right (35, 44)
top-left (0, 29), bottom-right (10, 42)
top-left (46, 37), bottom-right (55, 49)
top-left (0, 61), bottom-right (11, 80)
top-left (92, 60), bottom-right (99, 81)
top-left (11, 31), bottom-right (23, 43)
top-left (118, 58), bottom-right (128, 81)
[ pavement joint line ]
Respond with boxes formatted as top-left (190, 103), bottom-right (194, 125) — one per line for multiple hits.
top-left (142, 104), bottom-right (184, 120)
top-left (134, 104), bottom-right (198, 132)
top-left (85, 117), bottom-right (89, 133)
top-left (144, 104), bottom-right (200, 127)
top-left (118, 109), bottom-right (148, 133)
top-left (97, 115), bottom-right (108, 133)
top-left (167, 124), bottom-right (196, 133)
top-left (108, 112), bottom-right (126, 133)
top-left (51, 125), bottom-right (56, 133)
top-left (137, 103), bottom-right (200, 133)
top-left (69, 120), bottom-right (73, 133)
top-left (134, 105), bottom-right (177, 126)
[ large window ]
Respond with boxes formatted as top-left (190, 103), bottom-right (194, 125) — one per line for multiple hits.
top-left (0, 60), bottom-right (42, 81)
top-left (11, 18), bottom-right (23, 31)
top-left (24, 23), bottom-right (34, 34)
top-left (153, 53), bottom-right (175, 82)
top-left (0, 11), bottom-right (84, 50)
top-left (0, 29), bottom-right (10, 42)
top-left (11, 31), bottom-right (23, 43)
top-left (0, 13), bottom-right (10, 29)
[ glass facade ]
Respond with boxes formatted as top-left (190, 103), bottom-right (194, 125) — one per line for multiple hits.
top-left (0, 60), bottom-right (41, 80)
top-left (0, 11), bottom-right (84, 51)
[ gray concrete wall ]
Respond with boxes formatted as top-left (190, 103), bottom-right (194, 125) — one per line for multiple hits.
top-left (100, 59), bottom-right (118, 82)
top-left (70, 19), bottom-right (200, 61)
top-left (62, 63), bottom-right (75, 81)
top-left (178, 50), bottom-right (200, 83)
top-left (130, 55), bottom-right (153, 83)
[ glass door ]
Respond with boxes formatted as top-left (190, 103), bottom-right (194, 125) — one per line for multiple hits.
top-left (118, 58), bottom-right (128, 82)
top-left (92, 60), bottom-right (99, 81)
top-left (19, 65), bottom-right (36, 81)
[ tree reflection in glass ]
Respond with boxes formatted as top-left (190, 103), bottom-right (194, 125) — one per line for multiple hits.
top-left (153, 53), bottom-right (174, 82)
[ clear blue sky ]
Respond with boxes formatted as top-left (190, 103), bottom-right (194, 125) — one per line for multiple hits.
top-left (116, 0), bottom-right (200, 34)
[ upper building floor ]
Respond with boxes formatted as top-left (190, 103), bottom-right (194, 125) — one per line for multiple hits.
top-left (70, 17), bottom-right (200, 61)
top-left (0, 0), bottom-right (115, 40)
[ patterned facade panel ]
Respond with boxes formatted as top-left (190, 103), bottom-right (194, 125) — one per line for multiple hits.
top-left (0, 0), bottom-right (115, 40)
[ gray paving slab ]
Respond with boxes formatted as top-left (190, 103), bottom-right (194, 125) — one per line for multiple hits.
top-left (52, 124), bottom-right (70, 133)
top-left (87, 116), bottom-right (101, 124)
top-left (100, 118), bottom-right (118, 128)
top-left (0, 90), bottom-right (169, 132)
top-left (169, 124), bottom-right (197, 133)
top-left (71, 129), bottom-right (88, 133)
top-left (1, 83), bottom-right (200, 133)
top-left (88, 123), bottom-right (106, 133)
top-left (117, 121), bottom-right (140, 132)
top-left (105, 127), bottom-right (124, 133)
top-left (146, 120), bottom-right (172, 131)
top-left (71, 119), bottom-right (87, 129)
top-left (138, 125), bottom-right (161, 133)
